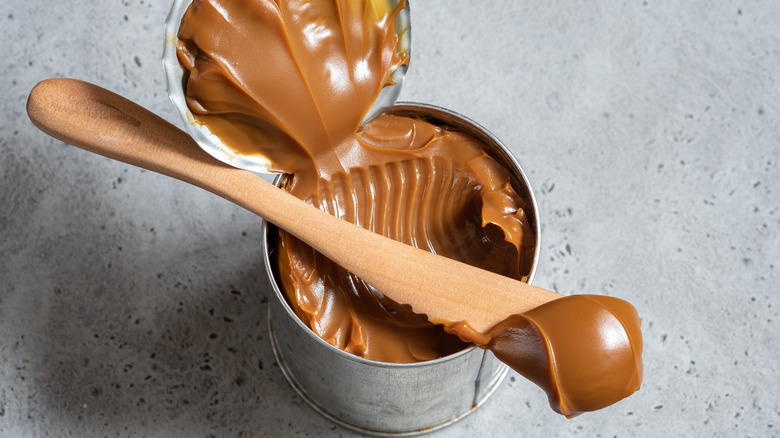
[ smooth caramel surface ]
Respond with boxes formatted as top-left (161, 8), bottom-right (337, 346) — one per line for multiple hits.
top-left (176, 0), bottom-right (409, 194)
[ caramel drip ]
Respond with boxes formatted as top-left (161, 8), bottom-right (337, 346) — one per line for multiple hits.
top-left (446, 295), bottom-right (644, 418)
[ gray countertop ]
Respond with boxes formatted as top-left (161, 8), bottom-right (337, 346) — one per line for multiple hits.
top-left (2, 1), bottom-right (778, 437)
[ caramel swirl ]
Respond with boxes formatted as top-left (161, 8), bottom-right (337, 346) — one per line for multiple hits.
top-left (278, 114), bottom-right (536, 362)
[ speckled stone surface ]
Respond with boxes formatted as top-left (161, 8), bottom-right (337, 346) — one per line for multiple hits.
top-left (1, 1), bottom-right (779, 437)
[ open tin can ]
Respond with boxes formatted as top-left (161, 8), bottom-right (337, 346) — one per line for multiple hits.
top-left (262, 102), bottom-right (540, 436)
top-left (163, 1), bottom-right (539, 434)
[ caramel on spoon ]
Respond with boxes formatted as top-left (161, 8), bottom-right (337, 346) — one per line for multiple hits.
top-left (27, 78), bottom-right (643, 417)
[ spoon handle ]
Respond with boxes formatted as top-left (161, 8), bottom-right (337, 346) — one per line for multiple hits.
top-left (26, 78), bottom-right (561, 334)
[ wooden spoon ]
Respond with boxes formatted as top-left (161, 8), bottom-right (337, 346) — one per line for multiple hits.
top-left (26, 78), bottom-right (562, 335)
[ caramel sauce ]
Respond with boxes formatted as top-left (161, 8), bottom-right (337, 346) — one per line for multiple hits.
top-left (445, 295), bottom-right (643, 417)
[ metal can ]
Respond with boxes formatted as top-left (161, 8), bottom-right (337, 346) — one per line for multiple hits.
top-left (262, 102), bottom-right (541, 436)
top-left (164, 1), bottom-right (539, 434)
